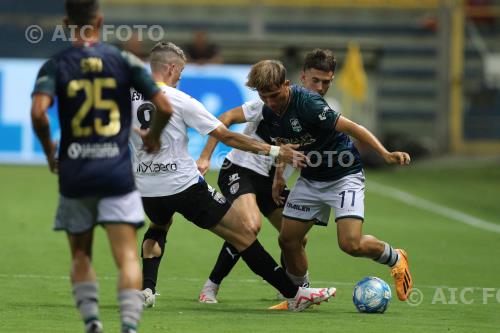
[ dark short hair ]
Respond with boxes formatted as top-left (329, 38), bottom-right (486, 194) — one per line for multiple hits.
top-left (65, 0), bottom-right (99, 26)
top-left (303, 49), bottom-right (336, 74)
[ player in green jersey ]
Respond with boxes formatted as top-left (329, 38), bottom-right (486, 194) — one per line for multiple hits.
top-left (245, 59), bottom-right (413, 304)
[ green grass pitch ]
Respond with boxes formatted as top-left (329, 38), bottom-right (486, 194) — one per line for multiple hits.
top-left (0, 161), bottom-right (499, 333)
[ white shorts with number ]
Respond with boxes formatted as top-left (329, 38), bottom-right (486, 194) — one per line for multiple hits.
top-left (282, 172), bottom-right (365, 226)
top-left (54, 190), bottom-right (145, 234)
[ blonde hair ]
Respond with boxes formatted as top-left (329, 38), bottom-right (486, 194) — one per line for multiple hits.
top-left (246, 60), bottom-right (287, 92)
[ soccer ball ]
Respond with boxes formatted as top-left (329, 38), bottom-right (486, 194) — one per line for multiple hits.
top-left (353, 277), bottom-right (391, 313)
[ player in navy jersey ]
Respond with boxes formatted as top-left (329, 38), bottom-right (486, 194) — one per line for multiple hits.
top-left (30, 1), bottom-right (173, 332)
top-left (130, 42), bottom-right (335, 312)
top-left (196, 49), bottom-right (339, 303)
top-left (243, 60), bottom-right (414, 308)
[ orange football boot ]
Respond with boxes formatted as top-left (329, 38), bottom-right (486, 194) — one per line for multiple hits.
top-left (390, 249), bottom-right (413, 301)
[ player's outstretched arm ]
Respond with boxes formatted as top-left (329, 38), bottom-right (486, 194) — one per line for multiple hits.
top-left (137, 92), bottom-right (174, 153)
top-left (31, 93), bottom-right (58, 173)
top-left (335, 116), bottom-right (411, 165)
top-left (209, 125), bottom-right (307, 167)
top-left (197, 106), bottom-right (246, 176)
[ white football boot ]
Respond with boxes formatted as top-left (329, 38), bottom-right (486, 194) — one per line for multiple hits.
top-left (198, 279), bottom-right (219, 304)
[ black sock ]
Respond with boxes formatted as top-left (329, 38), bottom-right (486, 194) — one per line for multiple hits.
top-left (142, 257), bottom-right (161, 293)
top-left (141, 228), bottom-right (167, 293)
top-left (208, 241), bottom-right (240, 285)
top-left (240, 240), bottom-right (298, 298)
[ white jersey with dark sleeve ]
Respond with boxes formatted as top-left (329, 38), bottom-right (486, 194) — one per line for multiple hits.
top-left (130, 84), bottom-right (222, 197)
top-left (225, 99), bottom-right (275, 177)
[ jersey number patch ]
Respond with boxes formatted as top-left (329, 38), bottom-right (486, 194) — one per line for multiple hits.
top-left (136, 102), bottom-right (157, 129)
top-left (67, 78), bottom-right (120, 137)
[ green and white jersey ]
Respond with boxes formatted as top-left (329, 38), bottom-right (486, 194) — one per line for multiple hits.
top-left (261, 85), bottom-right (363, 181)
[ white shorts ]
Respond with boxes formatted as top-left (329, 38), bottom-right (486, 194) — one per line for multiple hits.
top-left (282, 172), bottom-right (365, 226)
top-left (54, 190), bottom-right (145, 234)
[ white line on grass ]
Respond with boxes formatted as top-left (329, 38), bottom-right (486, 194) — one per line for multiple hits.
top-left (369, 181), bottom-right (500, 233)
top-left (0, 273), bottom-right (496, 290)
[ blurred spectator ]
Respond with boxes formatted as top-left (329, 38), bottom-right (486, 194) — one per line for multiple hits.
top-left (467, 0), bottom-right (496, 27)
top-left (185, 31), bottom-right (223, 65)
top-left (282, 45), bottom-right (301, 84)
top-left (422, 0), bottom-right (496, 31)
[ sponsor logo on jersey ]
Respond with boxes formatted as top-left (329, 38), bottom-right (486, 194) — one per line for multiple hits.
top-left (68, 142), bottom-right (120, 159)
top-left (319, 106), bottom-right (331, 121)
top-left (230, 183), bottom-right (239, 195)
top-left (207, 184), bottom-right (227, 204)
top-left (136, 160), bottom-right (178, 174)
top-left (290, 118), bottom-right (302, 132)
top-left (271, 133), bottom-right (316, 146)
top-left (286, 202), bottom-right (311, 212)
top-left (228, 173), bottom-right (240, 185)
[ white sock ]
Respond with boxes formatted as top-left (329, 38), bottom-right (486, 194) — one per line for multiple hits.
top-left (118, 289), bottom-right (143, 332)
top-left (72, 282), bottom-right (99, 325)
top-left (286, 270), bottom-right (310, 287)
top-left (375, 242), bottom-right (400, 267)
top-left (205, 279), bottom-right (220, 288)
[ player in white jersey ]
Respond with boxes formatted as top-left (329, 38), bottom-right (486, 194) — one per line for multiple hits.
top-left (130, 42), bottom-right (336, 311)
top-left (195, 49), bottom-right (337, 303)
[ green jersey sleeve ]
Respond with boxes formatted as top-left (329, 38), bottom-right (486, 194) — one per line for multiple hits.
top-left (299, 93), bottom-right (340, 131)
top-left (121, 51), bottom-right (160, 100)
top-left (32, 59), bottom-right (57, 98)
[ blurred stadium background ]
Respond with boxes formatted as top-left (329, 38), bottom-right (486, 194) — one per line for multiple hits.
top-left (1, 0), bottom-right (500, 163)
top-left (0, 1), bottom-right (499, 332)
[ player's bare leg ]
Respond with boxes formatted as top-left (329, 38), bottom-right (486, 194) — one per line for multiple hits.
top-left (200, 194), bottom-right (262, 303)
top-left (278, 218), bottom-right (314, 286)
top-left (268, 209), bottom-right (308, 306)
top-left (210, 206), bottom-right (335, 311)
top-left (68, 230), bottom-right (102, 333)
top-left (209, 205), bottom-right (256, 251)
top-left (266, 207), bottom-right (284, 232)
top-left (336, 218), bottom-right (384, 258)
top-left (336, 218), bottom-right (413, 301)
top-left (105, 224), bottom-right (143, 333)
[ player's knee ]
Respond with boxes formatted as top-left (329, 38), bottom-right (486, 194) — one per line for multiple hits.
top-left (240, 212), bottom-right (262, 236)
top-left (278, 233), bottom-right (300, 251)
top-left (141, 227), bottom-right (167, 259)
top-left (240, 222), bottom-right (258, 242)
top-left (226, 229), bottom-right (255, 252)
top-left (339, 238), bottom-right (362, 256)
top-left (248, 217), bottom-right (262, 236)
top-left (142, 239), bottom-right (162, 258)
